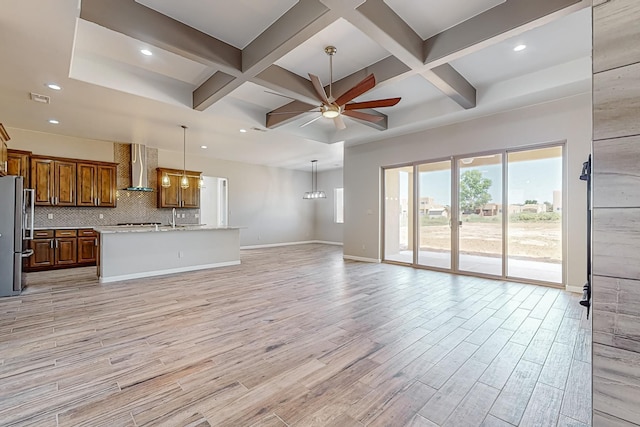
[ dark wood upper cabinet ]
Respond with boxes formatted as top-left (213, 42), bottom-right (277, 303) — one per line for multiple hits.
top-left (31, 157), bottom-right (55, 205)
top-left (54, 160), bottom-right (76, 206)
top-left (97, 165), bottom-right (116, 207)
top-left (7, 149), bottom-right (31, 182)
top-left (156, 168), bottom-right (201, 209)
top-left (32, 155), bottom-right (117, 207)
top-left (77, 163), bottom-right (97, 206)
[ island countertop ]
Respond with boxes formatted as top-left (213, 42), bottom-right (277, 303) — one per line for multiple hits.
top-left (94, 225), bottom-right (243, 234)
top-left (97, 226), bottom-right (241, 283)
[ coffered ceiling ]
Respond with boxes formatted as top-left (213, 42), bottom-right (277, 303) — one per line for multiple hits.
top-left (0, 0), bottom-right (591, 171)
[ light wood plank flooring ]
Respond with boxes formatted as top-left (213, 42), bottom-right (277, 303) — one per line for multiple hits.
top-left (0, 244), bottom-right (591, 426)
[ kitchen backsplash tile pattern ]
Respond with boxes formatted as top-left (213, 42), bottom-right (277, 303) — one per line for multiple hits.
top-left (33, 143), bottom-right (199, 227)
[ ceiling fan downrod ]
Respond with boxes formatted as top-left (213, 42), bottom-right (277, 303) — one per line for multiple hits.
top-left (325, 46), bottom-right (336, 100)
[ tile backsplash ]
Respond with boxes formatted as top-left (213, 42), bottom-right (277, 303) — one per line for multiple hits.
top-left (33, 143), bottom-right (199, 227)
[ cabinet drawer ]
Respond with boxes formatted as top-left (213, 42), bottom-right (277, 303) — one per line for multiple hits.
top-left (33, 230), bottom-right (54, 238)
top-left (78, 229), bottom-right (97, 237)
top-left (55, 229), bottom-right (77, 237)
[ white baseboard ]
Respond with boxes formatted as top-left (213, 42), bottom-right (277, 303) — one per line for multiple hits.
top-left (566, 284), bottom-right (585, 294)
top-left (241, 240), bottom-right (343, 249)
top-left (99, 261), bottom-right (241, 284)
top-left (343, 255), bottom-right (381, 263)
top-left (314, 240), bottom-right (343, 246)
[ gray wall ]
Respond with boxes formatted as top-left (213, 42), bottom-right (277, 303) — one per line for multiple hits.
top-left (591, 0), bottom-right (640, 424)
top-left (344, 93), bottom-right (591, 290)
top-left (158, 150), bottom-right (315, 247)
top-left (313, 168), bottom-right (343, 244)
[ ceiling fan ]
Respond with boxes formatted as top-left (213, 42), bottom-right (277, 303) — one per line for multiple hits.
top-left (269, 46), bottom-right (401, 130)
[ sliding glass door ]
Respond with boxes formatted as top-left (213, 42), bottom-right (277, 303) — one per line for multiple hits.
top-left (383, 165), bottom-right (414, 264)
top-left (457, 154), bottom-right (503, 276)
top-left (417, 160), bottom-right (452, 270)
top-left (382, 143), bottom-right (564, 285)
top-left (507, 146), bottom-right (563, 283)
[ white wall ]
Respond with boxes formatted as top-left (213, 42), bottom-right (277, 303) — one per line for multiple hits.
top-left (158, 150), bottom-right (315, 247)
top-left (314, 168), bottom-right (343, 244)
top-left (6, 127), bottom-right (114, 161)
top-left (344, 93), bottom-right (591, 291)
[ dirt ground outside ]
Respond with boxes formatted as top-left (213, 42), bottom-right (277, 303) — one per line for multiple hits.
top-left (400, 221), bottom-right (562, 262)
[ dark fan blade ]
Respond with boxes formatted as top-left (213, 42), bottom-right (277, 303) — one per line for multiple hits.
top-left (333, 115), bottom-right (346, 130)
top-left (342, 110), bottom-right (385, 123)
top-left (344, 97), bottom-right (401, 110)
top-left (334, 74), bottom-right (376, 106)
top-left (300, 115), bottom-right (323, 128)
top-left (309, 74), bottom-right (329, 104)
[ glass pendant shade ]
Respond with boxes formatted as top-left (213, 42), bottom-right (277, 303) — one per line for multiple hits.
top-left (180, 174), bottom-right (189, 189)
top-left (161, 173), bottom-right (171, 188)
top-left (303, 160), bottom-right (326, 199)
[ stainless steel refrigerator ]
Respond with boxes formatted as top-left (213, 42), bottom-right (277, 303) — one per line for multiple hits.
top-left (0, 175), bottom-right (34, 297)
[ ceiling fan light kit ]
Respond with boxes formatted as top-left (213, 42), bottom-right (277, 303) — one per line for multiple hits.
top-left (268, 45), bottom-right (401, 130)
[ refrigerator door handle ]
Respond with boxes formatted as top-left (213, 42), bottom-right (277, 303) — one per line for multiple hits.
top-left (23, 189), bottom-right (35, 240)
top-left (21, 249), bottom-right (34, 258)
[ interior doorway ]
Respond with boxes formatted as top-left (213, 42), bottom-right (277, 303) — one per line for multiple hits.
top-left (200, 176), bottom-right (228, 227)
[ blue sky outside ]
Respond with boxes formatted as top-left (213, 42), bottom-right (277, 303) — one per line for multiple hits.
top-left (399, 157), bottom-right (562, 207)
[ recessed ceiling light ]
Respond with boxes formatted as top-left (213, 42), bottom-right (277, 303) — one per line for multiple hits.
top-left (200, 145), bottom-right (208, 149)
top-left (46, 83), bottom-right (61, 90)
top-left (239, 129), bottom-right (247, 133)
top-left (48, 119), bottom-right (59, 124)
top-left (513, 44), bottom-right (527, 52)
top-left (140, 49), bottom-right (153, 56)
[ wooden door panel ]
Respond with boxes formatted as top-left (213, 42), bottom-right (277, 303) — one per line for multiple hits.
top-left (55, 238), bottom-right (77, 265)
top-left (55, 161), bottom-right (76, 206)
top-left (181, 175), bottom-right (201, 208)
top-left (157, 170), bottom-right (180, 208)
top-left (78, 237), bottom-right (97, 263)
top-left (29, 239), bottom-right (54, 267)
top-left (97, 165), bottom-right (116, 207)
top-left (77, 163), bottom-right (96, 206)
top-left (7, 151), bottom-right (30, 181)
top-left (31, 158), bottom-right (54, 205)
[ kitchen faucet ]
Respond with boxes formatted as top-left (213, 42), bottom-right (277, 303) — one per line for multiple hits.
top-left (170, 208), bottom-right (176, 228)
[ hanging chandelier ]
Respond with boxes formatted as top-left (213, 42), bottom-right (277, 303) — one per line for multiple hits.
top-left (303, 160), bottom-right (326, 199)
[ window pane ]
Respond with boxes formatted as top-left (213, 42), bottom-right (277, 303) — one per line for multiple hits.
top-left (507, 146), bottom-right (563, 283)
top-left (417, 160), bottom-right (451, 269)
top-left (384, 166), bottom-right (414, 264)
top-left (334, 188), bottom-right (344, 223)
top-left (458, 154), bottom-right (503, 276)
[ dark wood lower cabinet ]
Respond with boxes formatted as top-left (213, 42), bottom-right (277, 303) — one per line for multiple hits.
top-left (27, 229), bottom-right (97, 271)
top-left (78, 237), bottom-right (98, 264)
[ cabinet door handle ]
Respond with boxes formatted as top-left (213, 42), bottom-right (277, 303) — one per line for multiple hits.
top-left (49, 239), bottom-right (54, 248)
top-left (97, 197), bottom-right (100, 206)
top-left (94, 238), bottom-right (98, 246)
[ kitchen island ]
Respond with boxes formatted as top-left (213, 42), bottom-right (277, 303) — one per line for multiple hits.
top-left (94, 225), bottom-right (241, 283)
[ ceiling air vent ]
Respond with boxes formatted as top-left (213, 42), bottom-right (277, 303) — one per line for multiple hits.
top-left (30, 92), bottom-right (51, 104)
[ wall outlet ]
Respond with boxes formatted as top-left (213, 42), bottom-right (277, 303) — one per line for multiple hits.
top-left (99, 214), bottom-right (104, 219)
top-left (181, 214), bottom-right (185, 218)
top-left (194, 213), bottom-right (199, 218)
top-left (178, 251), bottom-right (183, 258)
top-left (47, 213), bottom-right (53, 219)
top-left (258, 235), bottom-right (261, 240)
top-left (362, 244), bottom-right (366, 250)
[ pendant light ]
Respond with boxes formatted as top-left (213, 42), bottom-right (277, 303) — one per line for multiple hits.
top-left (303, 160), bottom-right (326, 199)
top-left (161, 172), bottom-right (171, 188)
top-left (180, 125), bottom-right (189, 189)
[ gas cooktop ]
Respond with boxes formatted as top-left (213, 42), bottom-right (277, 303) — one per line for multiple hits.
top-left (116, 222), bottom-right (161, 226)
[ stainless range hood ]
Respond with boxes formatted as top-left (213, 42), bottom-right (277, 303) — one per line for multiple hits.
top-left (125, 144), bottom-right (154, 192)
